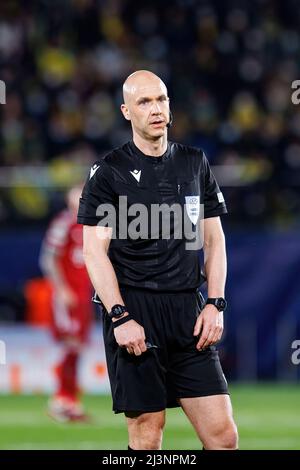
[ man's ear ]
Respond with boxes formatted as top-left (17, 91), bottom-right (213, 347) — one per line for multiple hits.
top-left (120, 104), bottom-right (131, 121)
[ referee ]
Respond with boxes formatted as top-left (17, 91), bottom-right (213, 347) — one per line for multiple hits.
top-left (78, 70), bottom-right (238, 450)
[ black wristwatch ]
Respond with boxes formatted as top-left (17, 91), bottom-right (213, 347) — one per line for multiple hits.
top-left (206, 297), bottom-right (227, 312)
top-left (108, 304), bottom-right (128, 319)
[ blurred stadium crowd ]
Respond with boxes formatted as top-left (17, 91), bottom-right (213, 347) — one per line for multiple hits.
top-left (1, 0), bottom-right (300, 227)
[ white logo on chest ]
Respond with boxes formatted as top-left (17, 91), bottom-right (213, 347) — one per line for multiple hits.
top-left (90, 164), bottom-right (100, 179)
top-left (130, 169), bottom-right (141, 182)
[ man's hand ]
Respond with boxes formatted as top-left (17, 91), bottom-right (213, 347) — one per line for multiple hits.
top-left (193, 305), bottom-right (224, 350)
top-left (113, 317), bottom-right (147, 356)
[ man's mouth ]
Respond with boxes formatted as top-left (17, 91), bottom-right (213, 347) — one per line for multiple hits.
top-left (150, 119), bottom-right (165, 126)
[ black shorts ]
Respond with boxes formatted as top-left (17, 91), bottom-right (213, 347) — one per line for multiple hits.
top-left (102, 287), bottom-right (229, 414)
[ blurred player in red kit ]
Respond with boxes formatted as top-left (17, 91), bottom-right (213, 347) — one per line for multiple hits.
top-left (40, 186), bottom-right (93, 422)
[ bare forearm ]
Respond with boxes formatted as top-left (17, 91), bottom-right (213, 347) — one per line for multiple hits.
top-left (203, 235), bottom-right (227, 297)
top-left (84, 252), bottom-right (125, 312)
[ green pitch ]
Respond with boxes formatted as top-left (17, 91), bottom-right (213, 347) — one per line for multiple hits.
top-left (0, 384), bottom-right (299, 450)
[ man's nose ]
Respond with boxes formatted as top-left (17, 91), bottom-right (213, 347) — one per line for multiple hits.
top-left (151, 102), bottom-right (162, 114)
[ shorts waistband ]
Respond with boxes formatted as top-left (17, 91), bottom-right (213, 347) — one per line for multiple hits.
top-left (119, 285), bottom-right (198, 295)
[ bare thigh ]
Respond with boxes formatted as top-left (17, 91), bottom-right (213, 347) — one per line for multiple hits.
top-left (178, 395), bottom-right (238, 449)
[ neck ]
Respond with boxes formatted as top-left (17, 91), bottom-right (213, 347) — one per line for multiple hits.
top-left (133, 132), bottom-right (168, 157)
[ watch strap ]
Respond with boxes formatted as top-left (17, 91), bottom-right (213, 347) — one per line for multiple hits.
top-left (206, 297), bottom-right (227, 312)
top-left (206, 298), bottom-right (218, 305)
top-left (112, 315), bottom-right (131, 329)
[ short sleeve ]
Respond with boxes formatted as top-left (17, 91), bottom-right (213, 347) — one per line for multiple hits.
top-left (202, 153), bottom-right (227, 219)
top-left (77, 160), bottom-right (116, 226)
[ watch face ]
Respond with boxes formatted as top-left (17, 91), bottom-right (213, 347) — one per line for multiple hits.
top-left (115, 306), bottom-right (123, 316)
top-left (217, 298), bottom-right (227, 311)
top-left (111, 304), bottom-right (126, 318)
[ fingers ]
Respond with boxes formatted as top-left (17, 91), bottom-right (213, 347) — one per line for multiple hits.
top-left (116, 323), bottom-right (147, 355)
top-left (196, 326), bottom-right (212, 350)
top-left (131, 327), bottom-right (147, 355)
top-left (126, 337), bottom-right (147, 356)
top-left (133, 344), bottom-right (142, 356)
top-left (211, 325), bottom-right (223, 345)
top-left (193, 315), bottom-right (203, 337)
top-left (196, 325), bottom-right (223, 350)
top-left (201, 329), bottom-right (215, 349)
top-left (127, 343), bottom-right (145, 356)
top-left (126, 344), bottom-right (138, 355)
top-left (139, 339), bottom-right (147, 353)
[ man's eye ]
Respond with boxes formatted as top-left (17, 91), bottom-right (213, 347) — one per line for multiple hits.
top-left (159, 96), bottom-right (166, 101)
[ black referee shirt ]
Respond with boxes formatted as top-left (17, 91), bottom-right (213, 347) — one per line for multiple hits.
top-left (77, 140), bottom-right (227, 291)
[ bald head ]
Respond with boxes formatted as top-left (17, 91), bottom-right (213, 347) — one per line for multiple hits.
top-left (121, 70), bottom-right (170, 141)
top-left (123, 70), bottom-right (168, 105)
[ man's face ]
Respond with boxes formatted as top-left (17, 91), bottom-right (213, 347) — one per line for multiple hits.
top-left (122, 82), bottom-right (170, 140)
